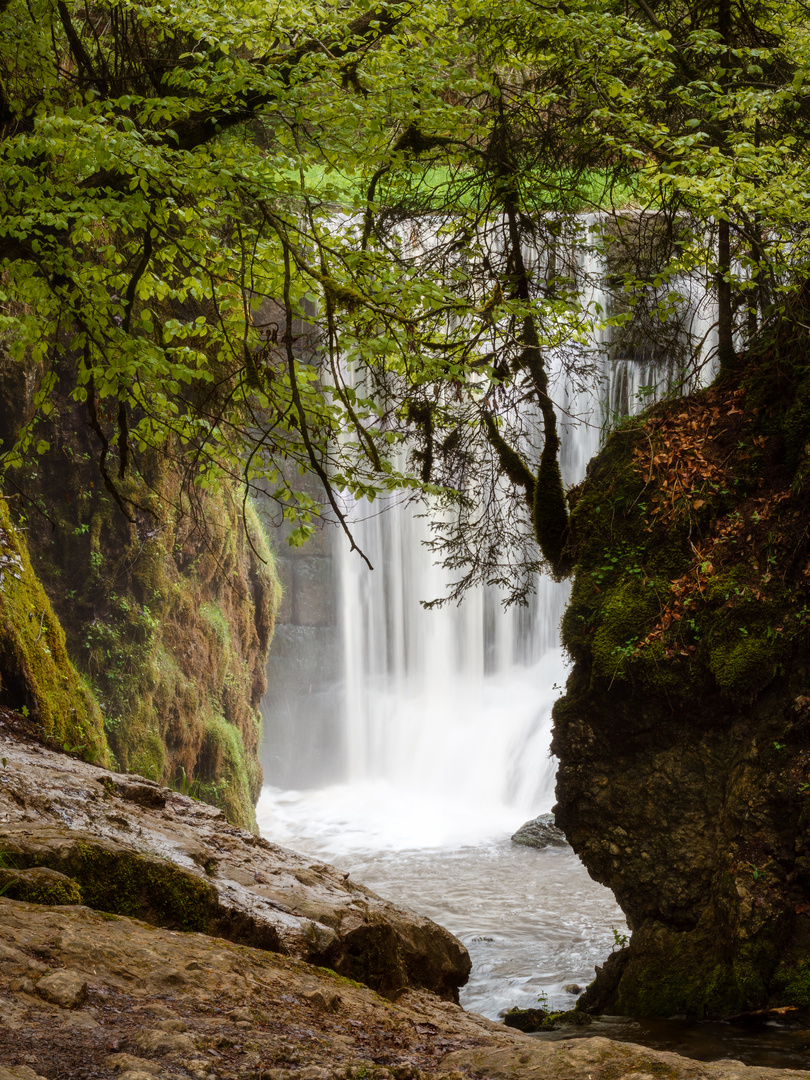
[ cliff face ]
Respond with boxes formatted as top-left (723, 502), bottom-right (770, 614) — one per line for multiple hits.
top-left (552, 344), bottom-right (810, 1018)
top-left (0, 496), bottom-right (108, 764)
top-left (1, 356), bottom-right (280, 831)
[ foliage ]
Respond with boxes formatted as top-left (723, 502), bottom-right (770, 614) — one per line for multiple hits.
top-left (560, 336), bottom-right (810, 701)
top-left (2, 0), bottom-right (810, 598)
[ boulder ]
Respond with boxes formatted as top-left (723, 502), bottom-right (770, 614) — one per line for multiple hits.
top-left (503, 1007), bottom-right (549, 1032)
top-left (0, 726), bottom-right (470, 1001)
top-left (552, 374), bottom-right (810, 1018)
top-left (510, 813), bottom-right (568, 849)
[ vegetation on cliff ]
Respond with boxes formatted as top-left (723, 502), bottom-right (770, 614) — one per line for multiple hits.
top-left (5, 373), bottom-right (281, 829)
top-left (0, 495), bottom-right (108, 764)
top-left (553, 313), bottom-right (810, 1018)
top-left (0, 340), bottom-right (280, 830)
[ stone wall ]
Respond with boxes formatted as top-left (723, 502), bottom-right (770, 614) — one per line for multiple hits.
top-left (259, 482), bottom-right (345, 789)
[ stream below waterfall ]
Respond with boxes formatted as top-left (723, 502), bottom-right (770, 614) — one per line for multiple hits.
top-left (256, 781), bottom-right (810, 1070)
top-left (256, 777), bottom-right (626, 1020)
top-left (256, 783), bottom-right (810, 1070)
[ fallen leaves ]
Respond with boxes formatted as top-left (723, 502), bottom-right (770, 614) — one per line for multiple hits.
top-left (632, 387), bottom-right (746, 526)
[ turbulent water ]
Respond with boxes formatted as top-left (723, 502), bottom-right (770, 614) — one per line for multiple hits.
top-left (256, 783), bottom-right (626, 1018)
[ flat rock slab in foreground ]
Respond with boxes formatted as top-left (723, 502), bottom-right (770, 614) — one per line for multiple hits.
top-left (0, 724), bottom-right (468, 1000)
top-left (0, 900), bottom-right (807, 1080)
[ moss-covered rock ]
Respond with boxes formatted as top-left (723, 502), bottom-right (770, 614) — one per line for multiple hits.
top-left (7, 399), bottom-right (280, 830)
top-left (2, 831), bottom-right (218, 932)
top-left (0, 497), bottom-right (108, 764)
top-left (554, 347), bottom-right (810, 1019)
top-left (0, 866), bottom-right (83, 906)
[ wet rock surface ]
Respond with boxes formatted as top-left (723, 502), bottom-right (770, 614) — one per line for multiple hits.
top-left (0, 898), bottom-right (808, 1080)
top-left (0, 720), bottom-right (469, 1001)
top-left (510, 814), bottom-right (568, 849)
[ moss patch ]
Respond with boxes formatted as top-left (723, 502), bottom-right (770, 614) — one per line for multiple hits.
top-left (0, 497), bottom-right (108, 764)
top-left (0, 867), bottom-right (83, 906)
top-left (559, 380), bottom-right (810, 705)
top-left (4, 836), bottom-right (217, 932)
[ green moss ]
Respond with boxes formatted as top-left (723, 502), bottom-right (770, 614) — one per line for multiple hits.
top-left (196, 707), bottom-right (257, 830)
top-left (614, 943), bottom-right (738, 1018)
top-left (0, 496), bottom-right (109, 764)
top-left (313, 966), bottom-right (367, 990)
top-left (705, 605), bottom-right (790, 701)
top-left (561, 427), bottom-right (650, 574)
top-left (591, 578), bottom-right (660, 681)
top-left (532, 446), bottom-right (569, 573)
top-left (6, 839), bottom-right (217, 932)
top-left (199, 601), bottom-right (231, 649)
top-left (0, 868), bottom-right (83, 906)
top-left (604, 910), bottom-right (791, 1018)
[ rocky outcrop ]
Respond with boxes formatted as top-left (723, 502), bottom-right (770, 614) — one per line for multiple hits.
top-left (1, 898), bottom-right (809, 1080)
top-left (0, 718), bottom-right (470, 1001)
top-left (552, 354), bottom-right (810, 1019)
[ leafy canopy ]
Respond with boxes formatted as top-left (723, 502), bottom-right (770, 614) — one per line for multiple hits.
top-left (2, 0), bottom-right (810, 597)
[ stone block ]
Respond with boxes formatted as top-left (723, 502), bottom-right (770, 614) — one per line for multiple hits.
top-left (36, 968), bottom-right (87, 1009)
top-left (292, 557), bottom-right (334, 626)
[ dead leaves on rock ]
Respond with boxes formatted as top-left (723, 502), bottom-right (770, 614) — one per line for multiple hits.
top-left (633, 387), bottom-right (747, 527)
top-left (624, 384), bottom-right (803, 662)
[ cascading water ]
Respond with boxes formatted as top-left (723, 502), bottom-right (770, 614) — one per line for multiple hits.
top-left (333, 370), bottom-right (600, 844)
top-left (257, 226), bottom-right (716, 1018)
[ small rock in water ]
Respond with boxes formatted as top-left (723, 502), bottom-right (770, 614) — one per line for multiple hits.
top-left (511, 813), bottom-right (568, 849)
top-left (562, 983), bottom-right (584, 994)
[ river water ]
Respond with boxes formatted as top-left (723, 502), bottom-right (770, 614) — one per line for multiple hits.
top-left (256, 782), bottom-right (810, 1069)
top-left (256, 774), bottom-right (626, 1019)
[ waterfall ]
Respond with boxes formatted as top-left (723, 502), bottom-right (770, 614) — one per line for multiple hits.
top-left (256, 227), bottom-right (716, 1018)
top-left (259, 223), bottom-right (716, 852)
top-left (337, 367), bottom-right (600, 827)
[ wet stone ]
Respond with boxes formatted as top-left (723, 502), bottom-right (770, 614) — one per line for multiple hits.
top-left (510, 813), bottom-right (568, 849)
